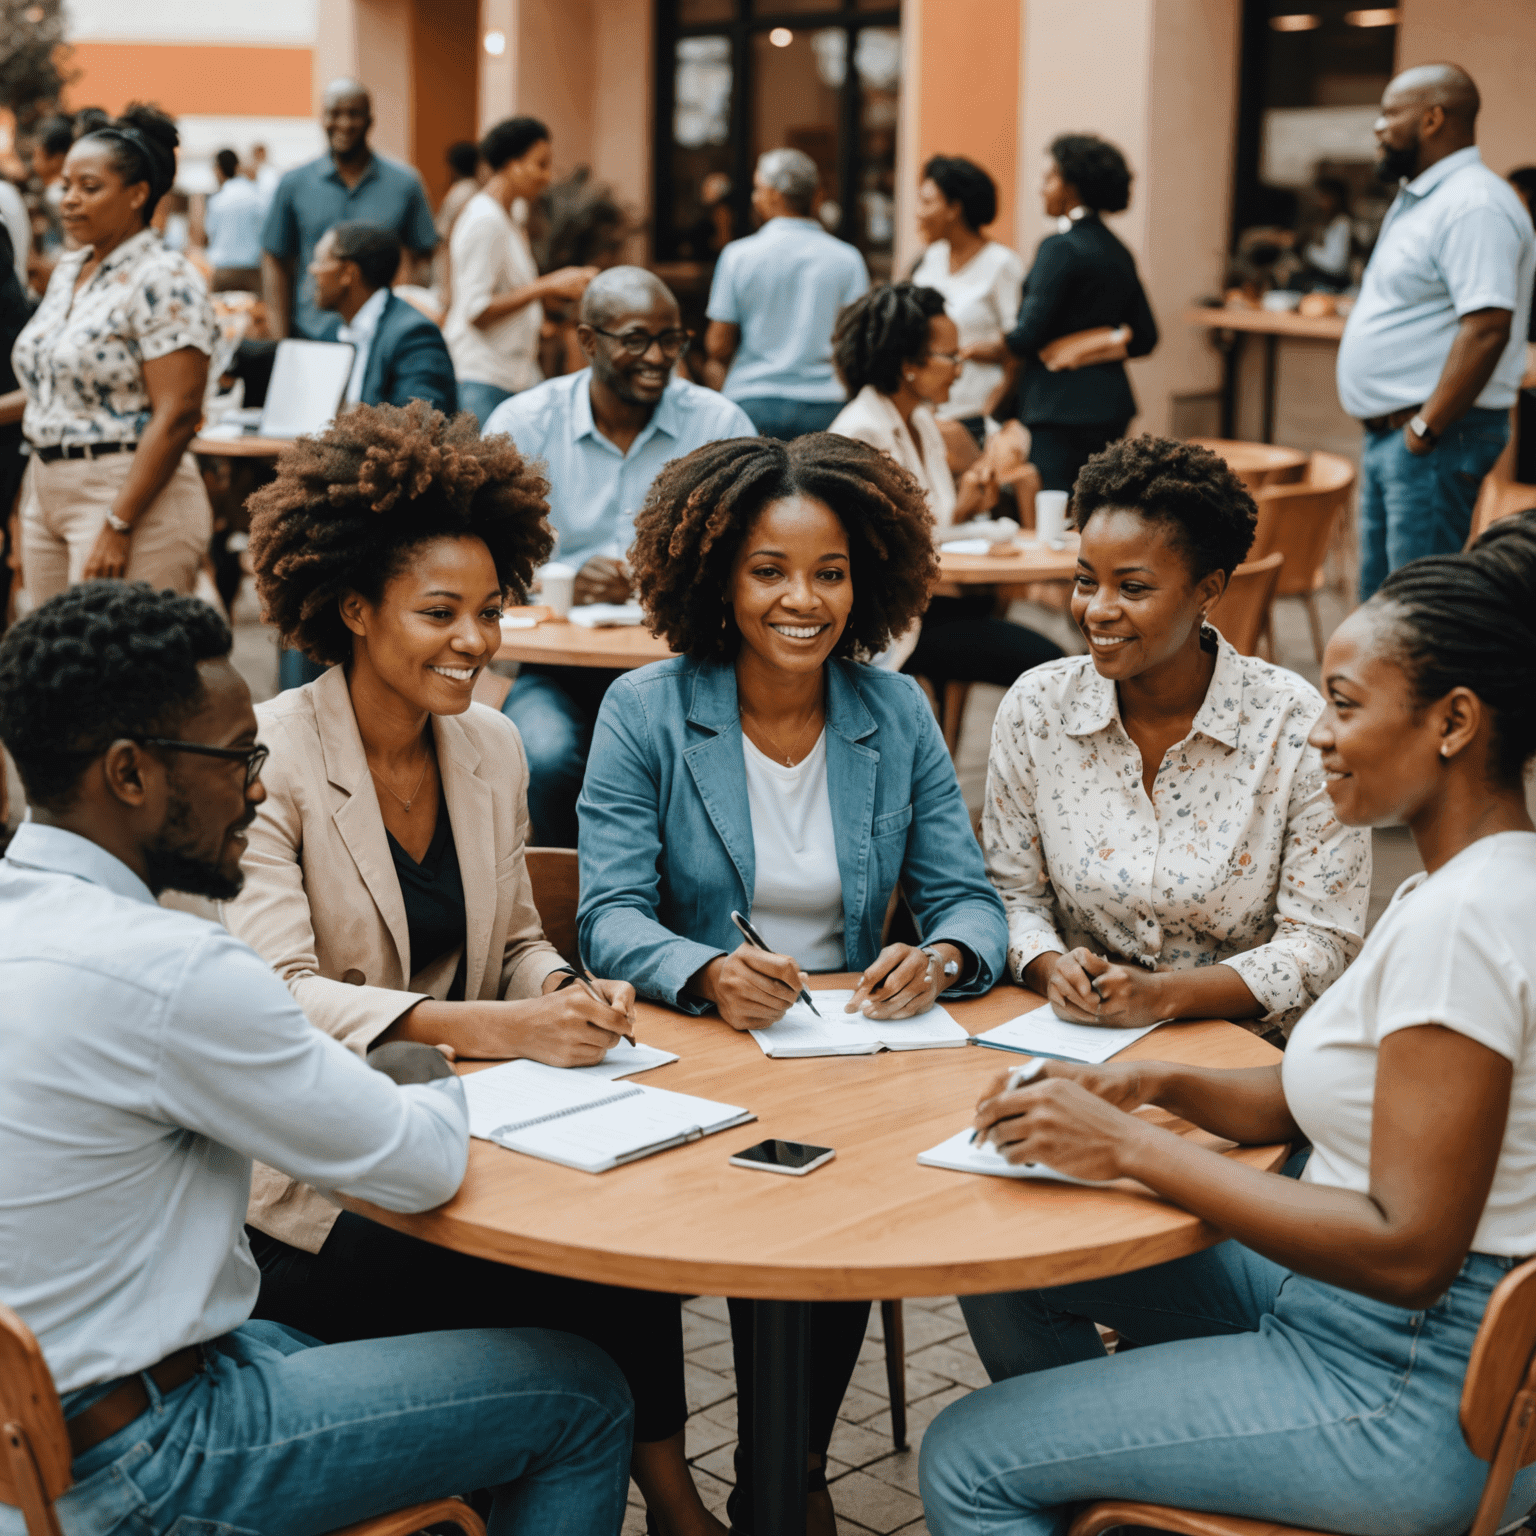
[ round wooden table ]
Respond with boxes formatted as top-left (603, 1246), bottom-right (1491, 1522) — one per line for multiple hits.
top-left (1188, 437), bottom-right (1308, 492)
top-left (189, 433), bottom-right (293, 458)
top-left (353, 980), bottom-right (1285, 1532)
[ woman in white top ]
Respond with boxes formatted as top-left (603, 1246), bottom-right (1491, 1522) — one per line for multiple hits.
top-left (984, 435), bottom-right (1370, 1042)
top-left (910, 155), bottom-right (1024, 442)
top-left (922, 509), bottom-right (1536, 1536)
top-left (443, 116), bottom-right (596, 427)
top-left (1299, 175), bottom-right (1353, 289)
top-left (830, 282), bottom-right (1059, 687)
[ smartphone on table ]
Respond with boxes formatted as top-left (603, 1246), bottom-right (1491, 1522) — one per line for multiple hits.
top-left (729, 1138), bottom-right (836, 1176)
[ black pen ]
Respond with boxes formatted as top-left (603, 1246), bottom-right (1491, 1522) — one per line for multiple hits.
top-left (971, 1056), bottom-right (1049, 1145)
top-left (574, 963), bottom-right (635, 1047)
top-left (729, 910), bottom-right (821, 1017)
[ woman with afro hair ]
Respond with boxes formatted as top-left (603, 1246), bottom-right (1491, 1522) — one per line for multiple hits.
top-left (227, 400), bottom-right (728, 1536)
top-left (575, 431), bottom-right (1007, 1535)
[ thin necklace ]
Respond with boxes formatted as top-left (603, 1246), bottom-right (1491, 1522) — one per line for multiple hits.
top-left (370, 752), bottom-right (430, 812)
top-left (743, 704), bottom-right (821, 767)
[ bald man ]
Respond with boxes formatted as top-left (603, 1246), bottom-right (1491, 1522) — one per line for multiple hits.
top-left (1338, 63), bottom-right (1534, 598)
top-left (260, 80), bottom-right (438, 340)
top-left (484, 266), bottom-right (755, 845)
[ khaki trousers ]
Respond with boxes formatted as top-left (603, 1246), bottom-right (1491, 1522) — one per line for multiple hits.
top-left (20, 451), bottom-right (213, 606)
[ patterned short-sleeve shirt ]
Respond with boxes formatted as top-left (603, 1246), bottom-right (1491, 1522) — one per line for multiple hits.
top-left (11, 227), bottom-right (217, 449)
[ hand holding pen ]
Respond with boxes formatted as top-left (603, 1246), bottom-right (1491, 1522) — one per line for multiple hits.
top-left (970, 1057), bottom-right (1049, 1145)
top-left (730, 911), bottom-right (821, 1017)
top-left (570, 964), bottom-right (638, 1047)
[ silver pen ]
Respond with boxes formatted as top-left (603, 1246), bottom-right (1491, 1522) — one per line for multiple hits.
top-left (730, 909), bottom-right (821, 1016)
top-left (971, 1056), bottom-right (1049, 1146)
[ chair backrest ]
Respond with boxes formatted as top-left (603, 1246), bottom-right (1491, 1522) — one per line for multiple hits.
top-left (0, 1303), bottom-right (70, 1535)
top-left (1249, 452), bottom-right (1355, 599)
top-left (1207, 551), bottom-right (1283, 656)
top-left (525, 847), bottom-right (580, 967)
top-left (1462, 1257), bottom-right (1536, 1460)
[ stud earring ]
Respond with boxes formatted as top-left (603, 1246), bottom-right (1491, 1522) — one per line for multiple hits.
top-left (1441, 744), bottom-right (1452, 758)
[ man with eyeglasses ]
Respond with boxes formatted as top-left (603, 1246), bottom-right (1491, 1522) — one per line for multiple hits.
top-left (0, 583), bottom-right (634, 1536)
top-left (484, 265), bottom-right (755, 846)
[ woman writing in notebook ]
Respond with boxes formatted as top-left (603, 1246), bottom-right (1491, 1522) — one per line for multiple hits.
top-left (922, 512), bottom-right (1536, 1536)
top-left (227, 401), bottom-right (727, 1536)
top-left (983, 435), bottom-right (1371, 1045)
top-left (577, 432), bottom-right (1008, 1534)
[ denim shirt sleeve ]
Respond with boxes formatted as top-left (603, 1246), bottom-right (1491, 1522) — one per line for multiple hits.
top-left (576, 678), bottom-right (727, 1012)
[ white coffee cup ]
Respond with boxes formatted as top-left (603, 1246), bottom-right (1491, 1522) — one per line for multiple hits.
top-left (1035, 490), bottom-right (1070, 547)
top-left (537, 561), bottom-right (577, 619)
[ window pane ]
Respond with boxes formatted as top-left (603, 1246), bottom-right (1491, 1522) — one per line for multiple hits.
top-left (670, 35), bottom-right (738, 261)
top-left (752, 26), bottom-right (842, 229)
top-left (677, 0), bottom-right (735, 20)
top-left (853, 26), bottom-right (900, 276)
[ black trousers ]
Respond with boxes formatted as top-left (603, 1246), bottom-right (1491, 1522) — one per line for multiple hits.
top-left (248, 1212), bottom-right (687, 1442)
top-left (1027, 417), bottom-right (1131, 493)
top-left (905, 595), bottom-right (1064, 689)
top-left (724, 1297), bottom-right (872, 1532)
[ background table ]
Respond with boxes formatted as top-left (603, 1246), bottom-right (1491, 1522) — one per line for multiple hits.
top-left (353, 981), bottom-right (1284, 1532)
top-left (1187, 437), bottom-right (1308, 493)
top-left (189, 433), bottom-right (293, 458)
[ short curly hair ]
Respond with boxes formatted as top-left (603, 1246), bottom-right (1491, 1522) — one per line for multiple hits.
top-left (1050, 133), bottom-right (1132, 214)
top-left (832, 283), bottom-right (947, 397)
top-left (923, 154), bottom-right (998, 232)
top-left (0, 583), bottom-right (232, 811)
top-left (630, 434), bottom-right (938, 662)
top-left (247, 401), bottom-right (554, 664)
top-left (1073, 435), bottom-right (1257, 580)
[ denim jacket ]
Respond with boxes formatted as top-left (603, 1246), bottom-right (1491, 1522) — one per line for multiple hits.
top-left (576, 654), bottom-right (1007, 1012)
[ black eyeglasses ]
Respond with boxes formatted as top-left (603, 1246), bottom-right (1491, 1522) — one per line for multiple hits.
top-left (589, 326), bottom-right (691, 360)
top-left (134, 737), bottom-right (270, 789)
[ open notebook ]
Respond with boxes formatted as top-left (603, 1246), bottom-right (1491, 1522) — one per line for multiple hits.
top-left (461, 1059), bottom-right (753, 1173)
top-left (749, 989), bottom-right (969, 1058)
top-left (972, 1004), bottom-right (1166, 1064)
top-left (917, 1128), bottom-right (1113, 1187)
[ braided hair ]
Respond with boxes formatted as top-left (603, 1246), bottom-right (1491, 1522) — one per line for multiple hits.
top-left (247, 400), bottom-right (554, 664)
top-left (832, 283), bottom-right (947, 397)
top-left (1372, 509), bottom-right (1536, 787)
top-left (1073, 434), bottom-right (1257, 580)
top-left (629, 433), bottom-right (937, 661)
top-left (0, 584), bottom-right (231, 811)
top-left (78, 103), bottom-right (180, 223)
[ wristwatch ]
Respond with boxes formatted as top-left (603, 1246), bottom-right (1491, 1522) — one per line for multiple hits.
top-left (1408, 415), bottom-right (1437, 448)
top-left (920, 945), bottom-right (960, 981)
top-left (104, 511), bottom-right (133, 534)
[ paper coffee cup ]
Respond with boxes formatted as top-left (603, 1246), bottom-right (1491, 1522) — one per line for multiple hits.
top-left (1035, 490), bottom-right (1069, 547)
top-left (537, 561), bottom-right (577, 619)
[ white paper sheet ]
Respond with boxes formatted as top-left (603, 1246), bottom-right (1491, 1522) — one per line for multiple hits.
top-left (749, 989), bottom-right (969, 1058)
top-left (917, 1128), bottom-right (1112, 1186)
top-left (577, 1040), bottom-right (680, 1080)
top-left (972, 1004), bottom-right (1165, 1064)
top-left (567, 602), bottom-right (646, 628)
top-left (460, 1060), bottom-right (628, 1141)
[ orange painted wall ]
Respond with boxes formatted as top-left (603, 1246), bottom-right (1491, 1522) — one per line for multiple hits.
top-left (409, 0), bottom-right (480, 204)
top-left (914, 0), bottom-right (1021, 247)
top-left (63, 43), bottom-right (312, 118)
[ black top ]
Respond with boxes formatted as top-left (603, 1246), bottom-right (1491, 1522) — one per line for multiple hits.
top-left (387, 795), bottom-right (467, 997)
top-left (1006, 213), bottom-right (1158, 428)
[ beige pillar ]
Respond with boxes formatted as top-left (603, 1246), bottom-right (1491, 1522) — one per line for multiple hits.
top-left (312, 0), bottom-right (412, 162)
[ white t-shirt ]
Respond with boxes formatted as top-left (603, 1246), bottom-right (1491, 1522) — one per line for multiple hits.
top-left (910, 239), bottom-right (1024, 421)
top-left (1283, 832), bottom-right (1536, 1257)
top-left (444, 191), bottom-right (543, 392)
top-left (741, 730), bottom-right (846, 973)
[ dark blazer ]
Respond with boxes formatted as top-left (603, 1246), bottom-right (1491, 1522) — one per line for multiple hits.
top-left (1006, 214), bottom-right (1157, 427)
top-left (360, 291), bottom-right (458, 415)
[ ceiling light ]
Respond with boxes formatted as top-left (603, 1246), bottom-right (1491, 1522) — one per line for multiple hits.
top-left (769, 27), bottom-right (793, 47)
top-left (1344, 7), bottom-right (1398, 24)
top-left (1269, 13), bottom-right (1321, 30)
top-left (483, 30), bottom-right (507, 56)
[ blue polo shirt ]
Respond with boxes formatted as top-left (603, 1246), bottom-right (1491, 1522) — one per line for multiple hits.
top-left (484, 369), bottom-right (756, 566)
top-left (706, 216), bottom-right (868, 404)
top-left (261, 152), bottom-right (437, 340)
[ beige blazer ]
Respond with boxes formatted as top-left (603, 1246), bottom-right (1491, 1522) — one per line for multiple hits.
top-left (224, 663), bottom-right (567, 1251)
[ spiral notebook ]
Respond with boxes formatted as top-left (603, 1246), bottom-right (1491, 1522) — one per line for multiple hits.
top-left (461, 1059), bottom-right (754, 1173)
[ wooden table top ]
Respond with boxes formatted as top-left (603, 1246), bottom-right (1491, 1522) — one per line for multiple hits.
top-left (1183, 305), bottom-right (1348, 342)
top-left (350, 980), bottom-right (1286, 1301)
top-left (1187, 438), bottom-right (1309, 487)
top-left (189, 433), bottom-right (293, 458)
top-left (936, 535), bottom-right (1080, 585)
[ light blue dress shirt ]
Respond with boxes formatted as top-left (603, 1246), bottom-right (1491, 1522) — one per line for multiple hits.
top-left (203, 175), bottom-right (267, 270)
top-left (706, 217), bottom-right (869, 403)
top-left (1337, 146), bottom-right (1535, 419)
top-left (484, 368), bottom-right (756, 566)
top-left (0, 823), bottom-right (467, 1393)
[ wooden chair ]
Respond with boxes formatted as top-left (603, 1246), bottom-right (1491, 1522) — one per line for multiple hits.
top-left (1065, 1254), bottom-right (1536, 1536)
top-left (522, 849), bottom-right (913, 1449)
top-left (1247, 451), bottom-right (1356, 660)
top-left (0, 1303), bottom-right (485, 1536)
top-left (1206, 551), bottom-right (1283, 657)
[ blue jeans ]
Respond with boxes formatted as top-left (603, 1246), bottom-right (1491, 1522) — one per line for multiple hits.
top-left (736, 396), bottom-right (844, 439)
top-left (1357, 405), bottom-right (1509, 600)
top-left (922, 1246), bottom-right (1536, 1536)
top-left (2, 1321), bottom-right (633, 1536)
top-left (462, 380), bottom-right (517, 430)
top-left (503, 666), bottom-right (622, 848)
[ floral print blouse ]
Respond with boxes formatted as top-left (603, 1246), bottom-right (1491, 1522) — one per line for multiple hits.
top-left (11, 227), bottom-right (216, 449)
top-left (982, 630), bottom-right (1372, 1034)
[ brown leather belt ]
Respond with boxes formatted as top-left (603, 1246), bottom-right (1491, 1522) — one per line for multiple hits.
top-left (1360, 405), bottom-right (1422, 434)
top-left (65, 1346), bottom-right (204, 1458)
